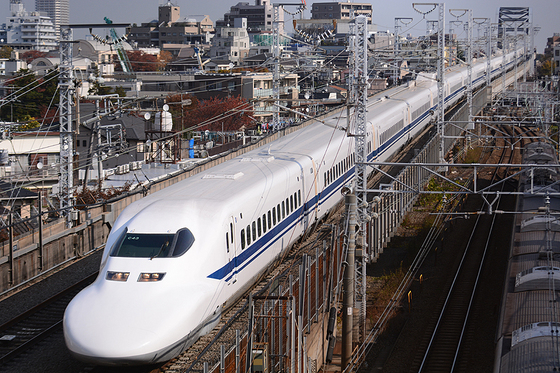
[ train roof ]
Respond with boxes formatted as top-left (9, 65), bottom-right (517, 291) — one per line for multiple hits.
top-left (512, 229), bottom-right (560, 256)
top-left (500, 336), bottom-right (559, 371)
top-left (501, 290), bottom-right (556, 335)
top-left (520, 195), bottom-right (560, 212)
top-left (112, 119), bottom-right (350, 233)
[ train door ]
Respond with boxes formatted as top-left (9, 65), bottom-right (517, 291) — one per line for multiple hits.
top-left (227, 217), bottom-right (237, 285)
top-left (311, 159), bottom-right (319, 224)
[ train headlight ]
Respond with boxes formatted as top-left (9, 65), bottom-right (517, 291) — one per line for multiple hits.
top-left (138, 273), bottom-right (166, 282)
top-left (106, 271), bottom-right (130, 281)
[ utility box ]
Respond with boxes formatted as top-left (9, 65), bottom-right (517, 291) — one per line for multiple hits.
top-left (252, 343), bottom-right (268, 373)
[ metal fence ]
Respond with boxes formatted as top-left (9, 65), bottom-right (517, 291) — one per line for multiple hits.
top-left (183, 229), bottom-right (345, 373)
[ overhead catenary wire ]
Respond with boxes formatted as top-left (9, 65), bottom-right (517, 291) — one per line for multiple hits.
top-left (0, 19), bottom-right (386, 212)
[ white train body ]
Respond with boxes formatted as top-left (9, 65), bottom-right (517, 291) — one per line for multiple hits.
top-left (64, 48), bottom-right (529, 365)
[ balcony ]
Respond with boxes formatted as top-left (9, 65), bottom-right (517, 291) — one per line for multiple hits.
top-left (253, 85), bottom-right (299, 98)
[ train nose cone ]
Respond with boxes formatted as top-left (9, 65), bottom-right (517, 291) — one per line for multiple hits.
top-left (64, 294), bottom-right (161, 363)
top-left (63, 284), bottom-right (198, 364)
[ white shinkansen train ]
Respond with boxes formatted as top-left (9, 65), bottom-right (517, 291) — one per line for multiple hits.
top-left (63, 48), bottom-right (530, 365)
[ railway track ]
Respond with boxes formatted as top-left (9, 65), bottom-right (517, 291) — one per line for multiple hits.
top-left (0, 272), bottom-right (97, 368)
top-left (410, 125), bottom-right (525, 373)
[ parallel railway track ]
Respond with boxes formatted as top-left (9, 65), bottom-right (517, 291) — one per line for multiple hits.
top-left (0, 273), bottom-right (97, 368)
top-left (411, 125), bottom-right (527, 373)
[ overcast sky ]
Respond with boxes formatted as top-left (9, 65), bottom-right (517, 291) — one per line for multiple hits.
top-left (7, 0), bottom-right (558, 51)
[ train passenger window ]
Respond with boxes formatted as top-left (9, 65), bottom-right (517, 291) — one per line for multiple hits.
top-left (290, 195), bottom-right (294, 212)
top-left (298, 190), bottom-right (301, 206)
top-left (286, 198), bottom-right (290, 214)
top-left (262, 215), bottom-right (267, 233)
top-left (241, 230), bottom-right (246, 250)
top-left (257, 218), bottom-right (262, 237)
top-left (272, 207), bottom-right (277, 225)
top-left (282, 201), bottom-right (285, 218)
top-left (268, 211), bottom-right (272, 229)
top-left (277, 204), bottom-right (281, 221)
top-left (247, 226), bottom-right (251, 245)
top-left (252, 222), bottom-right (257, 241)
top-left (293, 193), bottom-right (297, 208)
top-left (324, 173), bottom-right (327, 186)
top-left (230, 223), bottom-right (234, 243)
top-left (226, 232), bottom-right (229, 252)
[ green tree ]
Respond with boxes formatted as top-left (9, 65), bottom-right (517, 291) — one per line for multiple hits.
top-left (537, 57), bottom-right (554, 77)
top-left (17, 115), bottom-right (40, 130)
top-left (0, 68), bottom-right (59, 123)
top-left (0, 46), bottom-right (13, 59)
top-left (114, 86), bottom-right (126, 97)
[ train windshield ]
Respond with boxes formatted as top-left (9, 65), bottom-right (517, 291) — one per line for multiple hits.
top-left (110, 228), bottom-right (195, 258)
